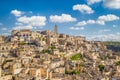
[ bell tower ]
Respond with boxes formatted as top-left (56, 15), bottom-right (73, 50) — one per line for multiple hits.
top-left (54, 24), bottom-right (58, 34)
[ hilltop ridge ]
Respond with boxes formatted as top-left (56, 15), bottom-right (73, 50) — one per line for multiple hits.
top-left (0, 25), bottom-right (120, 80)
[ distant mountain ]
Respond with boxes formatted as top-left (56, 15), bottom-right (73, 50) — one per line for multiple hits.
top-left (103, 42), bottom-right (120, 52)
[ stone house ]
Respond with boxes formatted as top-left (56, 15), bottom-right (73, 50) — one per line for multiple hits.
top-left (20, 57), bottom-right (31, 68)
top-left (10, 62), bottom-right (22, 75)
top-left (54, 67), bottom-right (65, 73)
top-left (0, 36), bottom-right (5, 43)
top-left (0, 75), bottom-right (13, 80)
top-left (11, 29), bottom-right (32, 42)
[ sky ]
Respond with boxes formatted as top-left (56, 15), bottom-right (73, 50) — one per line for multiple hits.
top-left (0, 0), bottom-right (120, 41)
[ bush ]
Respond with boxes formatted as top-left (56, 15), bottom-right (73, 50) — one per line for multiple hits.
top-left (98, 64), bottom-right (105, 72)
top-left (115, 61), bottom-right (120, 66)
top-left (65, 70), bottom-right (80, 75)
top-left (79, 64), bottom-right (85, 67)
top-left (42, 38), bottom-right (45, 41)
top-left (18, 42), bottom-right (30, 45)
top-left (71, 53), bottom-right (82, 60)
top-left (42, 49), bottom-right (52, 54)
top-left (48, 46), bottom-right (56, 50)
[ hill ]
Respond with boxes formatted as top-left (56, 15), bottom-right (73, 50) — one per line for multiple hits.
top-left (103, 41), bottom-right (120, 52)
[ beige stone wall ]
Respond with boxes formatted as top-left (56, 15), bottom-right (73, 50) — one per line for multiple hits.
top-left (0, 75), bottom-right (12, 80)
top-left (0, 43), bottom-right (11, 52)
top-left (31, 31), bottom-right (42, 39)
top-left (0, 36), bottom-right (4, 43)
top-left (11, 30), bottom-right (32, 42)
top-left (0, 66), bottom-right (1, 77)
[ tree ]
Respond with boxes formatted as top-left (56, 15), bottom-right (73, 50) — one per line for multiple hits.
top-left (98, 64), bottom-right (105, 72)
top-left (71, 53), bottom-right (82, 60)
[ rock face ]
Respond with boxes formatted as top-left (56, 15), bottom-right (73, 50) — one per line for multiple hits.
top-left (0, 26), bottom-right (120, 80)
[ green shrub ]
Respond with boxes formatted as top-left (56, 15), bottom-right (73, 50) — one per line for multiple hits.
top-left (18, 42), bottom-right (30, 45)
top-left (42, 38), bottom-right (45, 41)
top-left (98, 64), bottom-right (105, 72)
top-left (42, 49), bottom-right (52, 54)
top-left (71, 53), bottom-right (82, 60)
top-left (65, 70), bottom-right (80, 75)
top-left (115, 61), bottom-right (120, 66)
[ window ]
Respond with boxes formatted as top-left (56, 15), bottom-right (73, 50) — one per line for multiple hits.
top-left (6, 47), bottom-right (8, 50)
top-left (2, 47), bottom-right (4, 50)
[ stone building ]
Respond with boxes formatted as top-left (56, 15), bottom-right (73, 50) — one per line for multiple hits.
top-left (0, 36), bottom-right (5, 43)
top-left (0, 66), bottom-right (1, 78)
top-left (11, 29), bottom-right (32, 42)
top-left (0, 75), bottom-right (13, 80)
top-left (0, 43), bottom-right (11, 52)
top-left (0, 43), bottom-right (11, 56)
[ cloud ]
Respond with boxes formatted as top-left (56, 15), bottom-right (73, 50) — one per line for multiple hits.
top-left (76, 21), bottom-right (87, 26)
top-left (98, 29), bottom-right (111, 33)
top-left (76, 20), bottom-right (96, 26)
top-left (1, 28), bottom-right (7, 31)
top-left (87, 0), bottom-right (120, 9)
top-left (11, 9), bottom-right (23, 17)
top-left (98, 14), bottom-right (120, 22)
top-left (103, 0), bottom-right (120, 9)
top-left (87, 33), bottom-right (120, 41)
top-left (0, 23), bottom-right (3, 25)
top-left (49, 14), bottom-right (77, 23)
top-left (70, 27), bottom-right (84, 30)
top-left (96, 14), bottom-right (119, 25)
top-left (113, 25), bottom-right (117, 28)
top-left (15, 23), bottom-right (23, 26)
top-left (17, 16), bottom-right (46, 27)
top-left (96, 20), bottom-right (105, 25)
top-left (87, 20), bottom-right (96, 24)
top-left (87, 0), bottom-right (102, 5)
top-left (13, 25), bottom-right (33, 30)
top-left (2, 33), bottom-right (10, 36)
top-left (73, 4), bottom-right (94, 14)
top-left (76, 14), bottom-right (119, 26)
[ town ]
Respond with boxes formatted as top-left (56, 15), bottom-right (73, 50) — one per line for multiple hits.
top-left (0, 25), bottom-right (120, 80)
